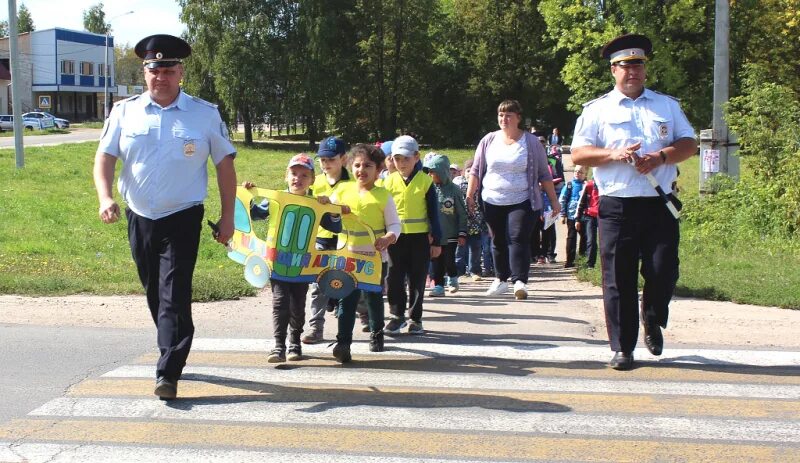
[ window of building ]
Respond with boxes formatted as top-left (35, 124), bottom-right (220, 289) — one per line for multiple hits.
top-left (98, 63), bottom-right (110, 77)
top-left (80, 62), bottom-right (94, 76)
top-left (61, 60), bottom-right (75, 75)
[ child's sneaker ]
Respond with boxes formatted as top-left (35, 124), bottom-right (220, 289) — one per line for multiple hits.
top-left (406, 320), bottom-right (424, 335)
top-left (287, 344), bottom-right (303, 361)
top-left (484, 278), bottom-right (509, 296)
top-left (369, 331), bottom-right (384, 352)
top-left (301, 330), bottom-right (323, 344)
top-left (267, 347), bottom-right (286, 363)
top-left (513, 280), bottom-right (528, 300)
top-left (383, 317), bottom-right (406, 336)
top-left (446, 277), bottom-right (459, 293)
top-left (471, 274), bottom-right (483, 282)
top-left (429, 285), bottom-right (445, 297)
top-left (332, 339), bottom-right (352, 364)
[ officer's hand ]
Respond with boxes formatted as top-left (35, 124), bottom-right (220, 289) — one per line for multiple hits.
top-left (216, 216), bottom-right (234, 245)
top-left (575, 221), bottom-right (582, 231)
top-left (98, 198), bottom-right (120, 224)
top-left (634, 152), bottom-right (662, 175)
top-left (611, 141), bottom-right (642, 164)
top-left (430, 245), bottom-right (442, 259)
top-left (550, 203), bottom-right (562, 217)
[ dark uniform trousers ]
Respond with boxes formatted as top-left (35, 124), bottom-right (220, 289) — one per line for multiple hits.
top-left (126, 205), bottom-right (203, 381)
top-left (598, 196), bottom-right (679, 353)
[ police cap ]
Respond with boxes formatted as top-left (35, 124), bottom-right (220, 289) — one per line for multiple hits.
top-left (135, 34), bottom-right (191, 69)
top-left (601, 34), bottom-right (652, 65)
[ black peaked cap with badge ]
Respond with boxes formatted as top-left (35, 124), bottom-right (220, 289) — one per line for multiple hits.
top-left (600, 34), bottom-right (652, 65)
top-left (135, 34), bottom-right (191, 69)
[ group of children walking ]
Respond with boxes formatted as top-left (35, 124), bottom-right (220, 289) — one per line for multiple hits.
top-left (247, 135), bottom-right (596, 365)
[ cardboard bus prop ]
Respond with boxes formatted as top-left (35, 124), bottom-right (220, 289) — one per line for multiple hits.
top-left (220, 187), bottom-right (383, 299)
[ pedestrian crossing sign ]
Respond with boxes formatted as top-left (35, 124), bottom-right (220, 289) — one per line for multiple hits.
top-left (38, 95), bottom-right (51, 109)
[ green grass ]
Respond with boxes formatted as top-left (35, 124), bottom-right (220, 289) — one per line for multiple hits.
top-left (574, 155), bottom-right (800, 309)
top-left (2, 143), bottom-right (799, 307)
top-left (0, 128), bottom-right (70, 137)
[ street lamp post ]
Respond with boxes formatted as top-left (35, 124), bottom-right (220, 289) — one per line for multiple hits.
top-left (104, 10), bottom-right (134, 119)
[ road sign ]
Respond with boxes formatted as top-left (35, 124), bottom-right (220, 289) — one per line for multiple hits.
top-left (38, 95), bottom-right (51, 109)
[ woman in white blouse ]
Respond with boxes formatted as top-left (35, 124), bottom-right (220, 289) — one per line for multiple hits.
top-left (466, 100), bottom-right (560, 299)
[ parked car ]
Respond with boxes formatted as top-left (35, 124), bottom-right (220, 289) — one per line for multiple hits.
top-left (21, 112), bottom-right (56, 130)
top-left (39, 112), bottom-right (70, 129)
top-left (0, 115), bottom-right (12, 131)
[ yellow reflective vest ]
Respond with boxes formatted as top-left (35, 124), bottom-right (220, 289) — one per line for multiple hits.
top-left (337, 183), bottom-right (390, 248)
top-left (383, 171), bottom-right (432, 234)
top-left (312, 170), bottom-right (352, 239)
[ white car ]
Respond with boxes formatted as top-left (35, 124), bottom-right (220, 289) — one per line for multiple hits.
top-left (39, 112), bottom-right (70, 129)
top-left (21, 112), bottom-right (56, 130)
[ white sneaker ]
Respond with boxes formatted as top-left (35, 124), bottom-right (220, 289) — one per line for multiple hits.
top-left (484, 279), bottom-right (509, 296)
top-left (513, 280), bottom-right (528, 300)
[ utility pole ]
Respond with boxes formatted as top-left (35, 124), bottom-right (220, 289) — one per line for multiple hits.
top-left (700, 0), bottom-right (739, 192)
top-left (8, 0), bottom-right (24, 168)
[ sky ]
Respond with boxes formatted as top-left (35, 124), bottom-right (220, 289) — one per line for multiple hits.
top-left (1, 0), bottom-right (185, 47)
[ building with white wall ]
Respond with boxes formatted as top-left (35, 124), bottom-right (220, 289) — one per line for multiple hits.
top-left (0, 27), bottom-right (116, 121)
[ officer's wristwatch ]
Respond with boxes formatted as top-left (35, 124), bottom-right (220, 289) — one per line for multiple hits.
top-left (659, 150), bottom-right (667, 164)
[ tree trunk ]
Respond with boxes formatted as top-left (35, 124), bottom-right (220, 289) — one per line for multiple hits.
top-left (243, 110), bottom-right (253, 145)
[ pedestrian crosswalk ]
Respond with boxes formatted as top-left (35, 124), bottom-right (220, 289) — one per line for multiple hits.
top-left (1, 338), bottom-right (799, 462)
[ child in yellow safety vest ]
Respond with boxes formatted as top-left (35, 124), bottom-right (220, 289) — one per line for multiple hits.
top-left (301, 136), bottom-right (353, 345)
top-left (329, 144), bottom-right (401, 362)
top-left (382, 135), bottom-right (442, 335)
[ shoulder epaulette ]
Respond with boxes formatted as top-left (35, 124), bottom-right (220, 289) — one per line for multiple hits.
top-left (115, 94), bottom-right (139, 106)
top-left (582, 93), bottom-right (610, 107)
top-left (652, 90), bottom-right (681, 102)
top-left (189, 95), bottom-right (218, 109)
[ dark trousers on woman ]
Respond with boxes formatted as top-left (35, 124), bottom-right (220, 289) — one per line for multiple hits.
top-left (126, 205), bottom-right (203, 382)
top-left (387, 233), bottom-right (430, 322)
top-left (599, 196), bottom-right (679, 353)
top-left (483, 200), bottom-right (535, 284)
top-left (432, 242), bottom-right (458, 286)
top-left (270, 279), bottom-right (308, 347)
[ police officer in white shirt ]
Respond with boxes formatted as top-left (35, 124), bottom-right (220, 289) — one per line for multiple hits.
top-left (93, 34), bottom-right (237, 398)
top-left (571, 34), bottom-right (697, 370)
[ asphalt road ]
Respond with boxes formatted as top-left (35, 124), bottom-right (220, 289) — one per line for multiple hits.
top-left (0, 128), bottom-right (102, 149)
top-left (0, 324), bottom-right (150, 425)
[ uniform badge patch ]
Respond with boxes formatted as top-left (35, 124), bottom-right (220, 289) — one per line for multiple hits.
top-left (184, 140), bottom-right (196, 157)
top-left (658, 123), bottom-right (669, 139)
top-left (220, 122), bottom-right (230, 141)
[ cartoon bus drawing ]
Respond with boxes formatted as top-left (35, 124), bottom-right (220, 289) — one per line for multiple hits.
top-left (221, 187), bottom-right (383, 299)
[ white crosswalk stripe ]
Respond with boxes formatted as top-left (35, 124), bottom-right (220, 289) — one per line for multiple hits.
top-left (2, 336), bottom-right (799, 462)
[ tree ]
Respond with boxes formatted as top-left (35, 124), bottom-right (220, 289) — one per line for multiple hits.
top-left (17, 3), bottom-right (34, 33)
top-left (114, 44), bottom-right (145, 86)
top-left (0, 21), bottom-right (8, 38)
top-left (539, 0), bottom-right (714, 129)
top-left (83, 3), bottom-right (111, 34)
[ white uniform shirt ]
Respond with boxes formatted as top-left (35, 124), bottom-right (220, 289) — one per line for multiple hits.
top-left (572, 88), bottom-right (695, 197)
top-left (481, 135), bottom-right (530, 205)
top-left (97, 91), bottom-right (236, 219)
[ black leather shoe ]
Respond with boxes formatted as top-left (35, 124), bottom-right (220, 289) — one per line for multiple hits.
top-left (154, 377), bottom-right (177, 400)
top-left (609, 351), bottom-right (634, 370)
top-left (643, 322), bottom-right (664, 356)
